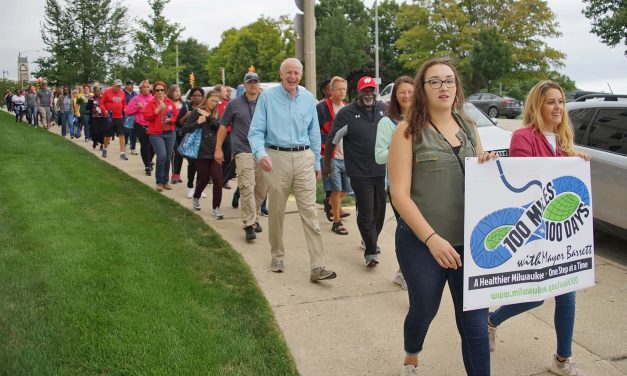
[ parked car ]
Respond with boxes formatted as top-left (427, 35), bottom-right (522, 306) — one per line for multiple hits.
top-left (377, 82), bottom-right (394, 103)
top-left (565, 90), bottom-right (607, 102)
top-left (464, 102), bottom-right (512, 157)
top-left (183, 86), bottom-right (236, 101)
top-left (466, 92), bottom-right (522, 119)
top-left (567, 94), bottom-right (627, 239)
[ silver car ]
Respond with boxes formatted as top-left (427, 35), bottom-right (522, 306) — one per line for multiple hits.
top-left (567, 96), bottom-right (627, 238)
top-left (464, 102), bottom-right (512, 157)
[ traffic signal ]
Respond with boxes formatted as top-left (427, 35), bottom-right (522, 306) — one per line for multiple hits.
top-left (189, 73), bottom-right (195, 87)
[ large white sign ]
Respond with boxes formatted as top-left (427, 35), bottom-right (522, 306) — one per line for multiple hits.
top-left (463, 157), bottom-right (595, 311)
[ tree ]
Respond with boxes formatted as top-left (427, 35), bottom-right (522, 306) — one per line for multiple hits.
top-left (582, 0), bottom-right (627, 56)
top-left (397, 0), bottom-right (565, 89)
top-left (469, 27), bottom-right (512, 92)
top-left (167, 38), bottom-right (211, 92)
top-left (126, 0), bottom-right (184, 84)
top-left (206, 17), bottom-right (294, 87)
top-left (34, 0), bottom-right (128, 85)
top-left (315, 0), bottom-right (371, 91)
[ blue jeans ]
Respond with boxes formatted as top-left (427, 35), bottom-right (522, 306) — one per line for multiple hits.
top-left (27, 106), bottom-right (38, 126)
top-left (489, 292), bottom-right (576, 357)
top-left (396, 218), bottom-right (490, 375)
top-left (124, 126), bottom-right (137, 150)
top-left (80, 114), bottom-right (91, 140)
top-left (62, 111), bottom-right (75, 137)
top-left (149, 132), bottom-right (176, 184)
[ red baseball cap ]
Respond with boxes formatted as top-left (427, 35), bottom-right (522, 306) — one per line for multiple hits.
top-left (357, 76), bottom-right (377, 91)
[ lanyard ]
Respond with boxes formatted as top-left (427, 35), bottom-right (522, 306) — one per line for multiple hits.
top-left (429, 120), bottom-right (466, 175)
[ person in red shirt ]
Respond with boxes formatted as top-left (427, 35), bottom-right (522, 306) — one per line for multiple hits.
top-left (100, 79), bottom-right (127, 159)
top-left (214, 84), bottom-right (234, 189)
top-left (143, 81), bottom-right (179, 192)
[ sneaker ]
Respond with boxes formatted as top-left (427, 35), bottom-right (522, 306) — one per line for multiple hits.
top-left (223, 181), bottom-right (231, 189)
top-left (171, 174), bottom-right (179, 184)
top-left (145, 167), bottom-right (151, 176)
top-left (102, 149), bottom-right (107, 158)
top-left (162, 183), bottom-right (172, 190)
top-left (260, 206), bottom-right (268, 216)
top-left (365, 254), bottom-right (380, 268)
top-left (156, 184), bottom-right (163, 192)
top-left (549, 354), bottom-right (585, 376)
top-left (244, 225), bottom-right (256, 241)
top-left (212, 207), bottom-right (224, 220)
top-left (192, 198), bottom-right (201, 211)
top-left (401, 364), bottom-right (418, 376)
top-left (310, 267), bottom-right (337, 281)
top-left (270, 258), bottom-right (284, 273)
top-left (130, 149), bottom-right (138, 155)
top-left (393, 271), bottom-right (408, 290)
top-left (120, 153), bottom-right (128, 160)
top-left (488, 321), bottom-right (497, 352)
top-left (201, 190), bottom-right (208, 198)
top-left (187, 188), bottom-right (194, 199)
top-left (254, 221), bottom-right (262, 233)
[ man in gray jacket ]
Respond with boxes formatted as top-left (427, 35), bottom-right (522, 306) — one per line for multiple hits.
top-left (36, 81), bottom-right (53, 128)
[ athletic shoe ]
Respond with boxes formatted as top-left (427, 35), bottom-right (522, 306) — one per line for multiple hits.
top-left (130, 149), bottom-right (138, 155)
top-left (393, 271), bottom-right (408, 290)
top-left (365, 254), bottom-right (380, 268)
top-left (223, 181), bottom-right (231, 189)
top-left (244, 226), bottom-right (256, 241)
top-left (187, 188), bottom-right (194, 199)
top-left (488, 321), bottom-right (497, 352)
top-left (212, 207), bottom-right (224, 220)
top-left (171, 174), bottom-right (180, 184)
top-left (310, 267), bottom-right (337, 281)
top-left (102, 149), bottom-right (107, 158)
top-left (192, 198), bottom-right (201, 211)
top-left (260, 206), bottom-right (268, 216)
top-left (254, 221), bottom-right (262, 233)
top-left (401, 364), bottom-right (418, 376)
top-left (201, 191), bottom-right (208, 198)
top-left (549, 354), bottom-right (585, 376)
top-left (145, 167), bottom-right (151, 176)
top-left (270, 258), bottom-right (284, 273)
top-left (120, 153), bottom-right (128, 160)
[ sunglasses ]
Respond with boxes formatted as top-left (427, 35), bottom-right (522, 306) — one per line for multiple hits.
top-left (154, 88), bottom-right (165, 92)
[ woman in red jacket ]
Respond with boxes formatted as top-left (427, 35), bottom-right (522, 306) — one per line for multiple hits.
top-left (144, 81), bottom-right (179, 192)
top-left (488, 81), bottom-right (590, 376)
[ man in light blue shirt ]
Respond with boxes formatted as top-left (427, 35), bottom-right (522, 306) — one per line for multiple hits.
top-left (248, 58), bottom-right (336, 282)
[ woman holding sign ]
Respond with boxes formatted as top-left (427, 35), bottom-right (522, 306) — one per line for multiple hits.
top-left (388, 57), bottom-right (496, 376)
top-left (487, 81), bottom-right (590, 376)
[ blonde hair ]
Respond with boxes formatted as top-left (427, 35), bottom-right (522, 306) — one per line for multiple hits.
top-left (330, 76), bottom-right (347, 89)
top-left (522, 80), bottom-right (575, 156)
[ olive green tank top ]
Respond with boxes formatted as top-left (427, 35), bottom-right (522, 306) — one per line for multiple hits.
top-left (411, 114), bottom-right (477, 246)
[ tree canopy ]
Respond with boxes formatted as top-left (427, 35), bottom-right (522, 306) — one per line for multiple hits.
top-left (582, 0), bottom-right (627, 56)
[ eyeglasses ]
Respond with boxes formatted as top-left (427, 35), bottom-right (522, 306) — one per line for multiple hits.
top-left (423, 79), bottom-right (456, 89)
top-left (154, 88), bottom-right (165, 92)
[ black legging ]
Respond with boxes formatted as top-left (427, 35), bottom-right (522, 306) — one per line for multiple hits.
top-left (187, 159), bottom-right (197, 188)
top-left (172, 131), bottom-right (184, 175)
top-left (133, 122), bottom-right (154, 168)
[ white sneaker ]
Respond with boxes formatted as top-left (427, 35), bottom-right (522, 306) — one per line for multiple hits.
top-left (212, 207), bottom-right (224, 219)
top-left (187, 188), bottom-right (194, 199)
top-left (549, 354), bottom-right (585, 376)
top-left (192, 198), bottom-right (201, 211)
top-left (401, 364), bottom-right (418, 376)
top-left (393, 271), bottom-right (408, 290)
top-left (201, 190), bottom-right (208, 198)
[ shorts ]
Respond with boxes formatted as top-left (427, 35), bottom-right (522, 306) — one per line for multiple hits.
top-left (104, 118), bottom-right (125, 137)
top-left (325, 158), bottom-right (351, 193)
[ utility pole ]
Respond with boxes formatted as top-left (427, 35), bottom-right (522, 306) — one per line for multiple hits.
top-left (374, 0), bottom-right (380, 91)
top-left (175, 43), bottom-right (179, 85)
top-left (295, 0), bottom-right (316, 94)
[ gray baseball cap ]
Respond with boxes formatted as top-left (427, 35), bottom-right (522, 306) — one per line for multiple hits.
top-left (112, 79), bottom-right (123, 86)
top-left (244, 72), bottom-right (260, 83)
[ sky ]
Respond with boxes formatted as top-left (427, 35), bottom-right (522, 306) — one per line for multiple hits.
top-left (1, 0), bottom-right (625, 93)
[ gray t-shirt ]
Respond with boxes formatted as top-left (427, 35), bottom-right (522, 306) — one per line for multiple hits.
top-left (25, 92), bottom-right (37, 108)
top-left (36, 89), bottom-right (53, 107)
top-left (219, 94), bottom-right (258, 155)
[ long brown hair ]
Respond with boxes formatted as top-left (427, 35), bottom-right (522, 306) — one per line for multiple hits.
top-left (387, 75), bottom-right (414, 122)
top-left (198, 90), bottom-right (221, 120)
top-left (404, 57), bottom-right (468, 143)
top-left (523, 80), bottom-right (575, 156)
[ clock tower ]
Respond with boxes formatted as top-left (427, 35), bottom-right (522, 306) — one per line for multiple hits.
top-left (17, 55), bottom-right (29, 86)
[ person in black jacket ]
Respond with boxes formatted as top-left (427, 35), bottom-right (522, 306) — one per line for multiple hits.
top-left (181, 90), bottom-right (224, 219)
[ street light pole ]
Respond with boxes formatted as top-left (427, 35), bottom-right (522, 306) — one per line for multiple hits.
top-left (175, 42), bottom-right (179, 85)
top-left (304, 0), bottom-right (316, 94)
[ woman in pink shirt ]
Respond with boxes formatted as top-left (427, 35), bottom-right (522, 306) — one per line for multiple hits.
top-left (488, 81), bottom-right (590, 376)
top-left (126, 80), bottom-right (155, 176)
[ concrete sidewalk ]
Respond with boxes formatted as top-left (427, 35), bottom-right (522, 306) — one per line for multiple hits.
top-left (46, 124), bottom-right (626, 376)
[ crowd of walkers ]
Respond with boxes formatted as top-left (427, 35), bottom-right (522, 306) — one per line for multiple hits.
top-left (7, 56), bottom-right (589, 376)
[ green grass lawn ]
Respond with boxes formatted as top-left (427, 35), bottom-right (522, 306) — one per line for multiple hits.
top-left (0, 112), bottom-right (297, 375)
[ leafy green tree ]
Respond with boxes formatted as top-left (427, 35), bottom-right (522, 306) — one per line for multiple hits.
top-left (126, 0), bottom-right (184, 84)
top-left (469, 27), bottom-right (512, 92)
top-left (162, 38), bottom-right (211, 92)
top-left (34, 0), bottom-right (128, 85)
top-left (315, 0), bottom-right (371, 90)
top-left (206, 17), bottom-right (294, 87)
top-left (582, 0), bottom-right (627, 56)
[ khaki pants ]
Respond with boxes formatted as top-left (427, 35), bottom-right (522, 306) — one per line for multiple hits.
top-left (264, 148), bottom-right (325, 270)
top-left (38, 106), bottom-right (51, 127)
top-left (235, 152), bottom-right (267, 227)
